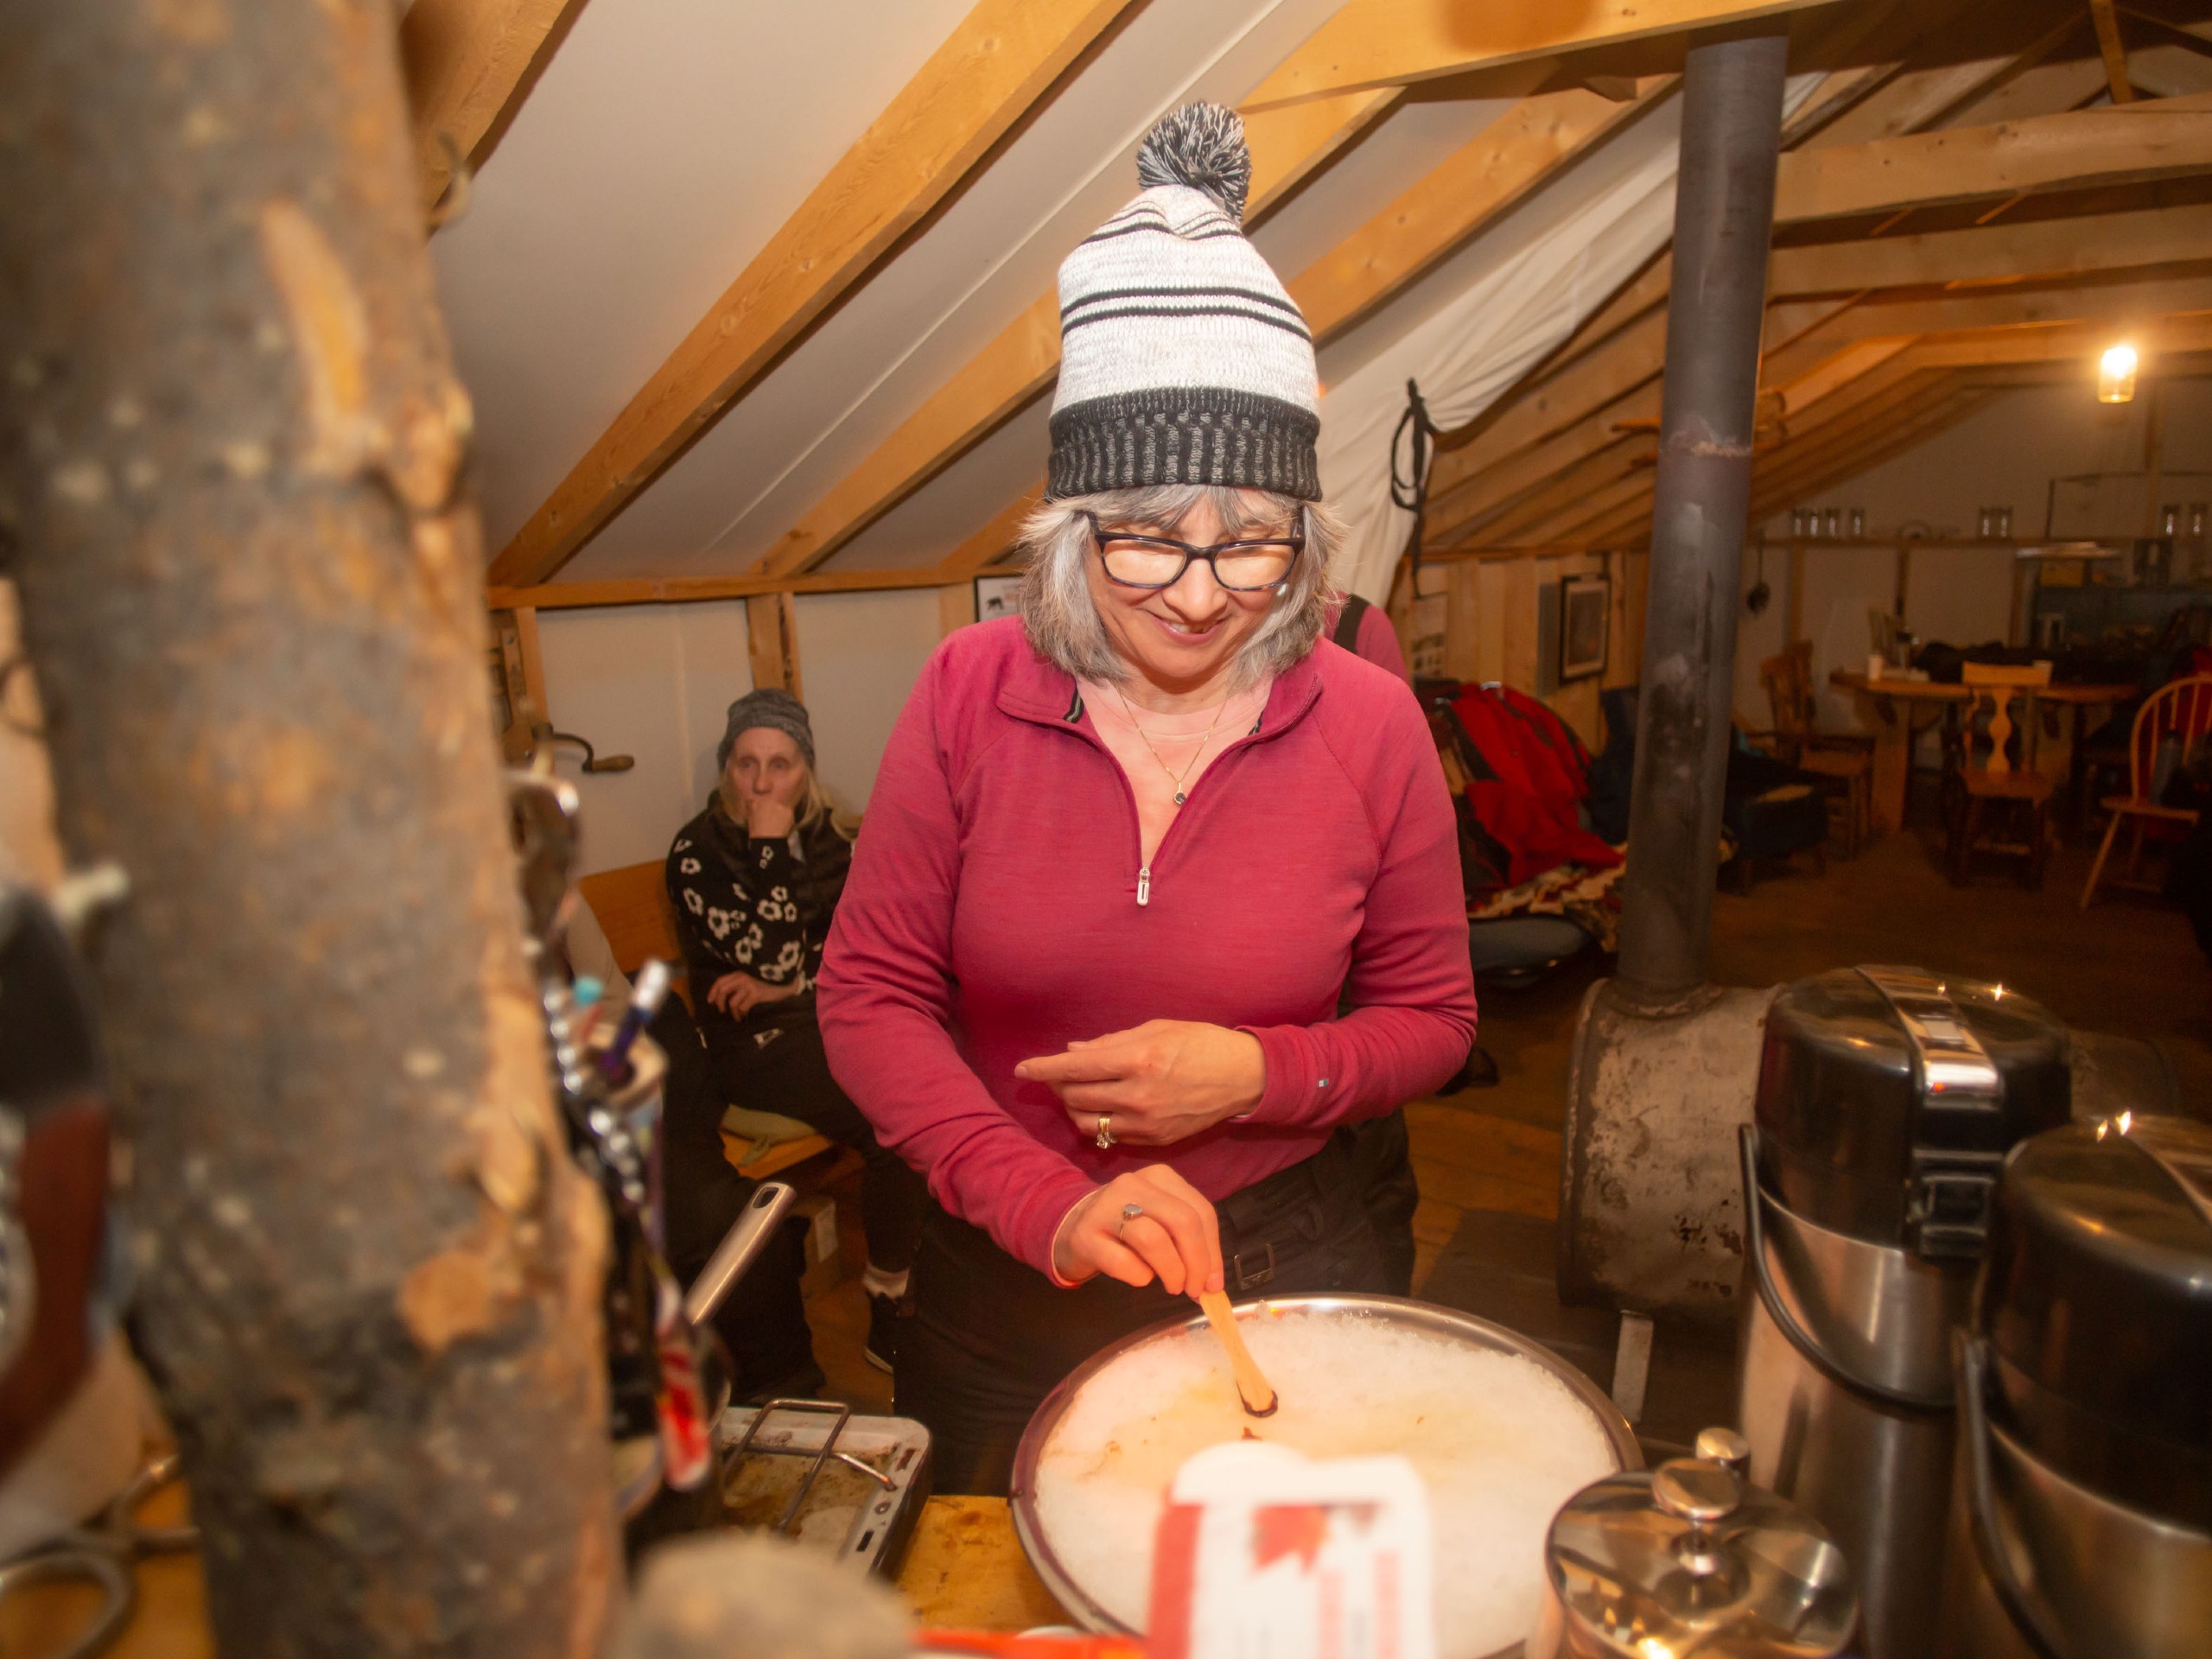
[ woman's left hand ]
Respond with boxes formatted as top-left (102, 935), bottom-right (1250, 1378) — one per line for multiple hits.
top-left (1016, 1020), bottom-right (1265, 1147)
top-left (707, 970), bottom-right (804, 1019)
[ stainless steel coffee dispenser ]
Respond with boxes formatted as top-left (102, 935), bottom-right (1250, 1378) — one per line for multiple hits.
top-left (1939, 1115), bottom-right (2212, 1658)
top-left (1735, 967), bottom-right (2069, 1659)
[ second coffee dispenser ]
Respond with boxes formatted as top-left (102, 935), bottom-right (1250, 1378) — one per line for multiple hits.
top-left (1734, 967), bottom-right (2070, 1659)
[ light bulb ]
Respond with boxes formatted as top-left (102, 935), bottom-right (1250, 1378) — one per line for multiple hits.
top-left (2098, 343), bottom-right (2139, 404)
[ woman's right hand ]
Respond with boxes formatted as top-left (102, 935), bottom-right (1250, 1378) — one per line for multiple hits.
top-left (1052, 1164), bottom-right (1224, 1297)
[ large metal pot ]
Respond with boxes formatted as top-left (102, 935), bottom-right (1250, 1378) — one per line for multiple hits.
top-left (1008, 1294), bottom-right (1640, 1656)
top-left (1736, 967), bottom-right (2069, 1659)
top-left (1937, 1116), bottom-right (2212, 1658)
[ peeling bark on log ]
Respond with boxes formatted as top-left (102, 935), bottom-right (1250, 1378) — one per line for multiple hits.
top-left (0, 3), bottom-right (620, 1654)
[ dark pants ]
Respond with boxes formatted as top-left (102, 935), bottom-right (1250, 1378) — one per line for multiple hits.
top-left (896, 1131), bottom-right (1391, 1496)
top-left (709, 1013), bottom-right (925, 1274)
top-left (1350, 1107), bottom-right (1418, 1297)
top-left (652, 1002), bottom-right (819, 1399)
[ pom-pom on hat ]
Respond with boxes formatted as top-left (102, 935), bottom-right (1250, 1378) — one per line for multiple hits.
top-left (1046, 103), bottom-right (1320, 501)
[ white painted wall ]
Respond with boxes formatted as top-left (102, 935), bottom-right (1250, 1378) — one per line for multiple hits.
top-left (791, 589), bottom-right (944, 814)
top-left (536, 601), bottom-right (753, 875)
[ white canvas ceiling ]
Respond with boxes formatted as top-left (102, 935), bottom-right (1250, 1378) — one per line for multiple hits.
top-left (430, 0), bottom-right (1631, 584)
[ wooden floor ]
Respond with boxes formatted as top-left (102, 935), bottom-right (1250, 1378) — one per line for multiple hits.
top-left (802, 821), bottom-right (2211, 1414)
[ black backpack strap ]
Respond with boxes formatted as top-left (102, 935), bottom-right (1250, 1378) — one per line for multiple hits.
top-left (1333, 594), bottom-right (1370, 651)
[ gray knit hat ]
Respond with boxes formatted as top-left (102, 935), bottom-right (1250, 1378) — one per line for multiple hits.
top-left (716, 688), bottom-right (814, 771)
top-left (1046, 104), bottom-right (1320, 501)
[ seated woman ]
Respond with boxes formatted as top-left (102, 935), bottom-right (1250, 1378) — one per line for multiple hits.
top-left (666, 689), bottom-right (926, 1371)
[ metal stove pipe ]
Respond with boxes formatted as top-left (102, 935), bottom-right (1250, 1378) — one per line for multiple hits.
top-left (1615, 29), bottom-right (1790, 1010)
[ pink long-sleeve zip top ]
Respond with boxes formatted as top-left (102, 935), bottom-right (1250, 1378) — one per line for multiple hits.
top-left (816, 618), bottom-right (1478, 1278)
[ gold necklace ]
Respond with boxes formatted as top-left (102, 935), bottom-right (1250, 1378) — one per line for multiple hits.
top-left (1115, 683), bottom-right (1231, 806)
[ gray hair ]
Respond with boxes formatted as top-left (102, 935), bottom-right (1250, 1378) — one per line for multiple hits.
top-left (1014, 484), bottom-right (1343, 690)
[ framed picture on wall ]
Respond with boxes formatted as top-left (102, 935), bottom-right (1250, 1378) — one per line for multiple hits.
top-left (973, 575), bottom-right (1022, 625)
top-left (1559, 573), bottom-right (1611, 682)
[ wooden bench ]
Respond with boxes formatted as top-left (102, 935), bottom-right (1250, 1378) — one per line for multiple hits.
top-left (576, 859), bottom-right (836, 1182)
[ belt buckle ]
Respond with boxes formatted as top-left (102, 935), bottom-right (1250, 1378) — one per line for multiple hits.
top-left (1230, 1241), bottom-right (1276, 1293)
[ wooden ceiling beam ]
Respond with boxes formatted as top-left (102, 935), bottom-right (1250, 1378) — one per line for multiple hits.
top-left (1767, 201), bottom-right (2212, 294)
top-left (730, 81), bottom-right (1411, 584)
top-left (1512, 357), bottom-right (1943, 546)
top-left (486, 564), bottom-right (963, 613)
top-left (2092, 0), bottom-right (2139, 104)
top-left (1240, 0), bottom-right (1841, 111)
top-left (1293, 78), bottom-right (1673, 341)
top-left (1434, 251), bottom-right (2212, 545)
top-left (1774, 91), bottom-right (2212, 224)
top-left (749, 73), bottom-right (1675, 581)
top-left (485, 0), bottom-right (1141, 587)
top-left (401, 0), bottom-right (588, 216)
top-left (1558, 372), bottom-right (1968, 549)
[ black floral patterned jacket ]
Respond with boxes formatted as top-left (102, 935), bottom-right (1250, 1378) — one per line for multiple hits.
top-left (664, 798), bottom-right (854, 1034)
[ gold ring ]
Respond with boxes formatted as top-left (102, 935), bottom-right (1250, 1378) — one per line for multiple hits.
top-left (1095, 1113), bottom-right (1115, 1150)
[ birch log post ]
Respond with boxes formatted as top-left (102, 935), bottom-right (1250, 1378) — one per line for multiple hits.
top-left (0, 3), bottom-right (620, 1653)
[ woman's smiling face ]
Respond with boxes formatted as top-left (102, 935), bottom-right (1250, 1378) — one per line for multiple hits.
top-left (1080, 488), bottom-right (1295, 695)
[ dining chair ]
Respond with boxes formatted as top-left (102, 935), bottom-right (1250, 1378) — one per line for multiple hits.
top-left (1944, 663), bottom-right (2053, 889)
top-left (2080, 673), bottom-right (2212, 908)
top-left (1752, 640), bottom-right (1873, 855)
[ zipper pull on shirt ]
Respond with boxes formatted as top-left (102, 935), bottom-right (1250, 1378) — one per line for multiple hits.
top-left (1136, 866), bottom-right (1151, 907)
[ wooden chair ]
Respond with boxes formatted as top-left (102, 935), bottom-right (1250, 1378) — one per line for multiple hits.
top-left (2081, 673), bottom-right (2212, 908)
top-left (576, 859), bottom-right (836, 1181)
top-left (1943, 664), bottom-right (2053, 889)
top-left (1753, 641), bottom-right (1874, 856)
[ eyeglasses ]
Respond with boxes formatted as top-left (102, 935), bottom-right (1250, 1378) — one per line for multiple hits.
top-left (1078, 510), bottom-right (1304, 592)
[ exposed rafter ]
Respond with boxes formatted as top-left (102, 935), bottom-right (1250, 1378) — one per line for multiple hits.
top-left (1238, 0), bottom-right (1841, 110)
top-left (1764, 201), bottom-right (2212, 293)
top-left (1497, 312), bottom-right (2212, 548)
top-left (401, 0), bottom-right (588, 215)
top-left (486, 0), bottom-right (1141, 587)
top-left (2092, 0), bottom-right (2138, 103)
top-left (1774, 90), bottom-right (2212, 223)
top-left (750, 73), bottom-right (1676, 581)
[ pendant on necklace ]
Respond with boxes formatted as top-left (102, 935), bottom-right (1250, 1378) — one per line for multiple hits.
top-left (1173, 791), bottom-right (1187, 806)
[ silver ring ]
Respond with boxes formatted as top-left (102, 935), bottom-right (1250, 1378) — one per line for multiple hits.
top-left (1117, 1203), bottom-right (1144, 1237)
top-left (1095, 1113), bottom-right (1115, 1150)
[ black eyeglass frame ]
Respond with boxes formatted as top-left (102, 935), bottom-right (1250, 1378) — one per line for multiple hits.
top-left (1077, 509), bottom-right (1306, 592)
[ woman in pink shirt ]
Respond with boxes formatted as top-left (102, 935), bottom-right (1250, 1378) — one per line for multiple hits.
top-left (816, 106), bottom-right (1476, 1493)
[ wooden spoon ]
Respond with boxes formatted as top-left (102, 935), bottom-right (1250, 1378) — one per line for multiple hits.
top-left (1197, 1290), bottom-right (1278, 1417)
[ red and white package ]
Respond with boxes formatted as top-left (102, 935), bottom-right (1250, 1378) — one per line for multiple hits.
top-left (1147, 1441), bottom-right (1436, 1659)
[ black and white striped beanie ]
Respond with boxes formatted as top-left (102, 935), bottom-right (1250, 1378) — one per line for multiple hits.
top-left (1046, 104), bottom-right (1321, 502)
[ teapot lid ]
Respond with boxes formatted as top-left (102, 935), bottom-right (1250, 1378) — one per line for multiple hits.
top-left (1542, 1442), bottom-right (1859, 1656)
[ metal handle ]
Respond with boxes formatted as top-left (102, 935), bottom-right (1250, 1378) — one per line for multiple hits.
top-left (1738, 1124), bottom-right (1954, 1414)
top-left (1955, 1334), bottom-right (2069, 1659)
top-left (0, 1548), bottom-right (135, 1659)
top-left (683, 1181), bottom-right (796, 1329)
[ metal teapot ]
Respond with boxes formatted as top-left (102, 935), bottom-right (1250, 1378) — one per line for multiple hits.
top-left (1530, 1427), bottom-right (1860, 1658)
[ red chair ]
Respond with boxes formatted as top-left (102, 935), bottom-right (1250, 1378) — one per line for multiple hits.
top-left (2080, 673), bottom-right (2212, 908)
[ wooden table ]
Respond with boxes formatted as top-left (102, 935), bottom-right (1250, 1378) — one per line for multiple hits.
top-left (2, 1489), bottom-right (1065, 1652)
top-left (1828, 671), bottom-right (2135, 834)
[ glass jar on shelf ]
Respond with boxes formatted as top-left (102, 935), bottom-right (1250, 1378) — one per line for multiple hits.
top-left (1847, 507), bottom-right (1866, 540)
top-left (1790, 507), bottom-right (1809, 538)
top-left (1821, 506), bottom-right (1841, 539)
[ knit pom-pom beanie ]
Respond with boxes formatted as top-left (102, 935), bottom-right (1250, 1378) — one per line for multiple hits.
top-left (1046, 103), bottom-right (1320, 501)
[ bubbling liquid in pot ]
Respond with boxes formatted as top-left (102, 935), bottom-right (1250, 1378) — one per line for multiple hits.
top-left (1031, 1306), bottom-right (1617, 1658)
